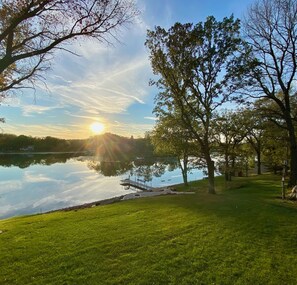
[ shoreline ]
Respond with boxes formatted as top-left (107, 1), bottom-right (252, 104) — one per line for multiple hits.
top-left (47, 195), bottom-right (126, 214)
top-left (46, 188), bottom-right (195, 215)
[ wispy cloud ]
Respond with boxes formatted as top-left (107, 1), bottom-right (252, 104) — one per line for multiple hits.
top-left (0, 181), bottom-right (22, 194)
top-left (64, 111), bottom-right (105, 122)
top-left (21, 105), bottom-right (63, 117)
top-left (24, 172), bottom-right (59, 183)
top-left (51, 75), bottom-right (73, 85)
top-left (144, 116), bottom-right (157, 121)
top-left (43, 51), bottom-right (151, 116)
top-left (2, 5), bottom-right (156, 138)
top-left (109, 121), bottom-right (154, 137)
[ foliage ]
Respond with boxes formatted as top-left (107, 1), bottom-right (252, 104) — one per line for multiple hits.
top-left (213, 109), bottom-right (248, 180)
top-left (1, 175), bottom-right (297, 284)
top-left (146, 15), bottom-right (251, 193)
top-left (151, 115), bottom-right (195, 185)
top-left (254, 92), bottom-right (297, 131)
top-left (0, 133), bottom-right (86, 152)
top-left (261, 122), bottom-right (289, 174)
top-left (240, 107), bottom-right (267, 175)
top-left (0, 132), bottom-right (154, 160)
top-left (252, 95), bottom-right (293, 173)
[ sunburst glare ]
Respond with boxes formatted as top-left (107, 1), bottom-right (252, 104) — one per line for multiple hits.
top-left (90, 122), bottom-right (105, 134)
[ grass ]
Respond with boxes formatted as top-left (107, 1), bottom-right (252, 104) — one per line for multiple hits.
top-left (1, 174), bottom-right (297, 284)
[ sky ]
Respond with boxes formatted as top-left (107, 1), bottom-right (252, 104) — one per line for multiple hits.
top-left (1, 0), bottom-right (255, 139)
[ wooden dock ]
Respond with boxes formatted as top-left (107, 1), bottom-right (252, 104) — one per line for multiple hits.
top-left (120, 179), bottom-right (154, 191)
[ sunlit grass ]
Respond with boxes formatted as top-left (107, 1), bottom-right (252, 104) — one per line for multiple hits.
top-left (0, 174), bottom-right (297, 284)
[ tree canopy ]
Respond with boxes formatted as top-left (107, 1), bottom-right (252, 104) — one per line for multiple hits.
top-left (146, 15), bottom-right (251, 193)
top-left (151, 114), bottom-right (194, 186)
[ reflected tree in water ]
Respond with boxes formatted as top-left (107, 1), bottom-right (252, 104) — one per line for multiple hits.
top-left (88, 160), bottom-right (133, 177)
top-left (130, 160), bottom-right (167, 183)
top-left (0, 153), bottom-right (80, 169)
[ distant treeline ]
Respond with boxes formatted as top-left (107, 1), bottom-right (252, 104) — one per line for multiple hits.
top-left (0, 133), bottom-right (154, 160)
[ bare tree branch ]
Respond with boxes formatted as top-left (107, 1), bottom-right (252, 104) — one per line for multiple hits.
top-left (0, 0), bottom-right (139, 95)
top-left (243, 0), bottom-right (297, 186)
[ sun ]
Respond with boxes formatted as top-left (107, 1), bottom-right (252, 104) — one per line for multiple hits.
top-left (90, 122), bottom-right (105, 134)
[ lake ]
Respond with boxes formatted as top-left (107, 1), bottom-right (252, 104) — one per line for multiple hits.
top-left (0, 154), bottom-right (204, 219)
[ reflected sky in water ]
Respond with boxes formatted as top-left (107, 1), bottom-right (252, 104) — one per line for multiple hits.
top-left (0, 156), bottom-right (203, 219)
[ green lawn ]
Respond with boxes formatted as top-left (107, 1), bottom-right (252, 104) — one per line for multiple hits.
top-left (1, 175), bottom-right (297, 285)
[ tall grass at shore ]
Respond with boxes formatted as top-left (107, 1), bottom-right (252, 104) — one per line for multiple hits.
top-left (0, 174), bottom-right (297, 284)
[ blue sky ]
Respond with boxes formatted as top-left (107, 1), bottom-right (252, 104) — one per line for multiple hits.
top-left (1, 0), bottom-right (254, 139)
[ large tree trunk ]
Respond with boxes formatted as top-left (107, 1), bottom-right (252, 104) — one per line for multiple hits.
top-left (287, 121), bottom-right (297, 187)
top-left (281, 107), bottom-right (297, 186)
top-left (178, 156), bottom-right (189, 186)
top-left (225, 171), bottom-right (231, 181)
top-left (205, 152), bottom-right (215, 194)
top-left (182, 169), bottom-right (188, 186)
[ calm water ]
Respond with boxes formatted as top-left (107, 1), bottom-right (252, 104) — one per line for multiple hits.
top-left (0, 154), bottom-right (203, 219)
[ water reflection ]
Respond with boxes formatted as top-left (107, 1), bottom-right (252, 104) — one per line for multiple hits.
top-left (0, 155), bottom-right (202, 219)
top-left (87, 158), bottom-right (173, 182)
top-left (0, 153), bottom-right (82, 168)
top-left (88, 160), bottom-right (133, 177)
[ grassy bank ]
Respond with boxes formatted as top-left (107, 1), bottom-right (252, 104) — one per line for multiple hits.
top-left (1, 175), bottom-right (297, 285)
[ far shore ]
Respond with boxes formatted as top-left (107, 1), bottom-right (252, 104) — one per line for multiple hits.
top-left (0, 151), bottom-right (90, 155)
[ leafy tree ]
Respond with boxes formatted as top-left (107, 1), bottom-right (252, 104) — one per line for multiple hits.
top-left (214, 110), bottom-right (247, 181)
top-left (253, 93), bottom-right (297, 130)
top-left (261, 121), bottom-right (289, 174)
top-left (0, 133), bottom-right (16, 151)
top-left (240, 108), bottom-right (267, 175)
top-left (243, 0), bottom-right (297, 186)
top-left (151, 115), bottom-right (194, 186)
top-left (146, 16), bottom-right (250, 194)
top-left (0, 0), bottom-right (138, 94)
top-left (252, 95), bottom-right (293, 174)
